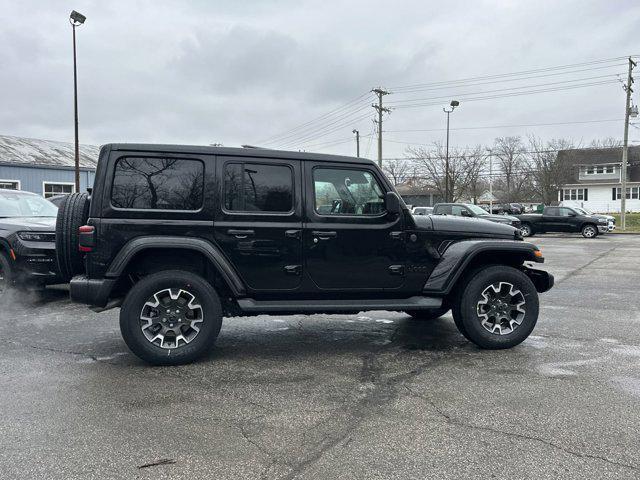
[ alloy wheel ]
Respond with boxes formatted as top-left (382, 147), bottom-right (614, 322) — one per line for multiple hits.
top-left (139, 288), bottom-right (204, 349)
top-left (520, 225), bottom-right (531, 237)
top-left (476, 281), bottom-right (526, 335)
top-left (583, 226), bottom-right (596, 238)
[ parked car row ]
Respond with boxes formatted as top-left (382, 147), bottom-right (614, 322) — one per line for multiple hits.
top-left (412, 202), bottom-right (614, 239)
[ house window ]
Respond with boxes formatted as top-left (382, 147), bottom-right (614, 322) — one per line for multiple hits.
top-left (43, 182), bottom-right (75, 198)
top-left (614, 187), bottom-right (640, 200)
top-left (585, 165), bottom-right (615, 175)
top-left (606, 166), bottom-right (614, 174)
top-left (0, 180), bottom-right (20, 190)
top-left (586, 166), bottom-right (594, 174)
top-left (562, 188), bottom-right (587, 201)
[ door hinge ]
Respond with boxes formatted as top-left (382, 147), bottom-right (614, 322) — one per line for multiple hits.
top-left (284, 265), bottom-right (302, 275)
top-left (388, 265), bottom-right (405, 276)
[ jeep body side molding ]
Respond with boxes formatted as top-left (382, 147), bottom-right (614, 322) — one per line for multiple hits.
top-left (106, 236), bottom-right (246, 297)
top-left (423, 239), bottom-right (543, 294)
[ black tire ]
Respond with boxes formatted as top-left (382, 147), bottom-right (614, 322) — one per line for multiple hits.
top-left (581, 224), bottom-right (598, 239)
top-left (405, 307), bottom-right (450, 320)
top-left (55, 193), bottom-right (90, 282)
top-left (452, 265), bottom-right (539, 349)
top-left (520, 223), bottom-right (534, 237)
top-left (0, 252), bottom-right (13, 300)
top-left (119, 270), bottom-right (223, 365)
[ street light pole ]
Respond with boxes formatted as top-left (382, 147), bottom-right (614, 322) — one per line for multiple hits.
top-left (69, 11), bottom-right (86, 193)
top-left (443, 100), bottom-right (459, 202)
top-left (352, 129), bottom-right (360, 157)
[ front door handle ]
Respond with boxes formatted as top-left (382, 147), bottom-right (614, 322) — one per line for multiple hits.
top-left (227, 229), bottom-right (255, 239)
top-left (285, 229), bottom-right (302, 240)
top-left (312, 231), bottom-right (337, 240)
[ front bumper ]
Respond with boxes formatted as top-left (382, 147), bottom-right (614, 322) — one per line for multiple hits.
top-left (597, 225), bottom-right (609, 234)
top-left (523, 267), bottom-right (554, 293)
top-left (10, 239), bottom-right (60, 284)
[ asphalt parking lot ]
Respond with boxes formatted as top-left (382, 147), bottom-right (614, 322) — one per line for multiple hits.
top-left (1, 234), bottom-right (639, 479)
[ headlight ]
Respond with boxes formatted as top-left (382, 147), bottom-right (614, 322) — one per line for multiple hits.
top-left (598, 218), bottom-right (607, 223)
top-left (17, 232), bottom-right (56, 242)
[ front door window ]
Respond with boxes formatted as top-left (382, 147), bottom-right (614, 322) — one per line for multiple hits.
top-left (313, 168), bottom-right (386, 216)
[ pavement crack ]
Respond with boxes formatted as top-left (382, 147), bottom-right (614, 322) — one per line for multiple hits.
top-left (556, 245), bottom-right (618, 284)
top-left (1, 340), bottom-right (115, 364)
top-left (403, 385), bottom-right (639, 473)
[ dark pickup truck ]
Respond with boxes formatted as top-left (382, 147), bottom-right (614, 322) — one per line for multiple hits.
top-left (516, 206), bottom-right (610, 238)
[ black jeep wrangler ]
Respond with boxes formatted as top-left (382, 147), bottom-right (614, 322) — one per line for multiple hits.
top-left (56, 144), bottom-right (553, 365)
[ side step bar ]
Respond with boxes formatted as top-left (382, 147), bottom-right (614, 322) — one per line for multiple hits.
top-left (237, 296), bottom-right (442, 313)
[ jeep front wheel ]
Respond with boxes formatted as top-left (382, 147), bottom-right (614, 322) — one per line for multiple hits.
top-left (452, 265), bottom-right (539, 349)
top-left (119, 270), bottom-right (223, 365)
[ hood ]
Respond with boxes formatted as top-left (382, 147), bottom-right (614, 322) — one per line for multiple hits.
top-left (589, 213), bottom-right (614, 221)
top-left (477, 213), bottom-right (519, 223)
top-left (415, 214), bottom-right (519, 238)
top-left (0, 216), bottom-right (57, 232)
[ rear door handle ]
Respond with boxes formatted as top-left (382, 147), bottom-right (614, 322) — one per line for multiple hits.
top-left (312, 231), bottom-right (337, 240)
top-left (227, 229), bottom-right (255, 239)
top-left (285, 229), bottom-right (302, 240)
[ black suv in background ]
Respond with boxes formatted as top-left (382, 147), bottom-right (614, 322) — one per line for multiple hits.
top-left (516, 206), bottom-right (609, 238)
top-left (433, 203), bottom-right (522, 229)
top-left (0, 190), bottom-right (60, 297)
top-left (57, 144), bottom-right (553, 365)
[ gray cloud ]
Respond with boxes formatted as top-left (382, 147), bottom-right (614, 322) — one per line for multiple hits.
top-left (0, 0), bottom-right (638, 158)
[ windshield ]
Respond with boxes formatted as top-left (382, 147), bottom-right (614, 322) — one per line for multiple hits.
top-left (574, 207), bottom-right (593, 215)
top-left (0, 193), bottom-right (58, 217)
top-left (466, 204), bottom-right (489, 215)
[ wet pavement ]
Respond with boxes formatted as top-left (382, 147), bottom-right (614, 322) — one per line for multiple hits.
top-left (1, 234), bottom-right (639, 479)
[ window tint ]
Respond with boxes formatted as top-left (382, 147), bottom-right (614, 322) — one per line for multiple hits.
top-left (224, 162), bottom-right (293, 213)
top-left (451, 205), bottom-right (466, 216)
top-left (558, 208), bottom-right (573, 217)
top-left (111, 157), bottom-right (204, 210)
top-left (436, 205), bottom-right (452, 215)
top-left (313, 168), bottom-right (385, 215)
top-left (545, 207), bottom-right (559, 216)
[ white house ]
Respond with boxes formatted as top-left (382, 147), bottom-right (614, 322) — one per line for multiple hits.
top-left (557, 146), bottom-right (640, 213)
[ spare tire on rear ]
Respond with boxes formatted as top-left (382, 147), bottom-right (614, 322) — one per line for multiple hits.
top-left (55, 192), bottom-right (90, 282)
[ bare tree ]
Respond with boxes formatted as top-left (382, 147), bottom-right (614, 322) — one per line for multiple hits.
top-left (492, 136), bottom-right (531, 202)
top-left (460, 146), bottom-right (487, 204)
top-left (406, 143), bottom-right (470, 202)
top-left (589, 137), bottom-right (623, 148)
top-left (527, 135), bottom-right (574, 204)
top-left (382, 159), bottom-right (412, 186)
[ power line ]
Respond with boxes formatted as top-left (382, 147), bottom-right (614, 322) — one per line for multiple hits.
top-left (257, 92), bottom-right (372, 145)
top-left (391, 79), bottom-right (619, 109)
top-left (383, 118), bottom-right (624, 133)
top-left (388, 63), bottom-right (627, 94)
top-left (388, 55), bottom-right (634, 91)
top-left (276, 111), bottom-right (373, 149)
top-left (386, 74), bottom-right (623, 105)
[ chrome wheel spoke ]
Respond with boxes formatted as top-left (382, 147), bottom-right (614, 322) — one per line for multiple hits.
top-left (476, 281), bottom-right (526, 336)
top-left (139, 287), bottom-right (204, 349)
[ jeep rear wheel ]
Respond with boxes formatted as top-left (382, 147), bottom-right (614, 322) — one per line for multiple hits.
top-left (581, 224), bottom-right (598, 238)
top-left (452, 265), bottom-right (539, 349)
top-left (405, 307), bottom-right (449, 321)
top-left (55, 192), bottom-right (90, 281)
top-left (120, 270), bottom-right (223, 365)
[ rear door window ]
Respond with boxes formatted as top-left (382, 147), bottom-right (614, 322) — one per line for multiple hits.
top-left (111, 157), bottom-right (204, 210)
top-left (223, 162), bottom-right (293, 213)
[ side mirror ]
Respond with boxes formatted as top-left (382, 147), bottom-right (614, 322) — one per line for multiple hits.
top-left (461, 210), bottom-right (471, 217)
top-left (385, 191), bottom-right (401, 214)
top-left (568, 212), bottom-right (576, 217)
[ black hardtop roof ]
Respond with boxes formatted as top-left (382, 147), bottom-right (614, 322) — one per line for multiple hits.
top-left (104, 143), bottom-right (376, 166)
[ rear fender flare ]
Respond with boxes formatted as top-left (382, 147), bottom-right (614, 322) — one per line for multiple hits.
top-left (106, 236), bottom-right (246, 297)
top-left (423, 240), bottom-right (542, 295)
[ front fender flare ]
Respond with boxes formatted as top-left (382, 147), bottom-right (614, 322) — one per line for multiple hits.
top-left (422, 239), bottom-right (543, 295)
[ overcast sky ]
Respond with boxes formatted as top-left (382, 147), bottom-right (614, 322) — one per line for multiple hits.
top-left (1, 0), bottom-right (638, 158)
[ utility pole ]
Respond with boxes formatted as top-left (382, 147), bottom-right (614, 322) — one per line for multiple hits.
top-left (443, 100), bottom-right (459, 202)
top-left (352, 129), bottom-right (360, 157)
top-left (489, 154), bottom-right (494, 212)
top-left (69, 10), bottom-right (86, 193)
top-left (372, 88), bottom-right (390, 168)
top-left (621, 56), bottom-right (637, 230)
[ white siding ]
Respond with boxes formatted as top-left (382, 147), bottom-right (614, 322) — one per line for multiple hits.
top-left (562, 184), bottom-right (640, 213)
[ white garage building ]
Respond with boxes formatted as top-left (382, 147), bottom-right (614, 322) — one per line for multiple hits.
top-left (557, 146), bottom-right (640, 213)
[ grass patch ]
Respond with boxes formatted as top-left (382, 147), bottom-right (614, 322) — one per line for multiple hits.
top-left (611, 213), bottom-right (640, 233)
